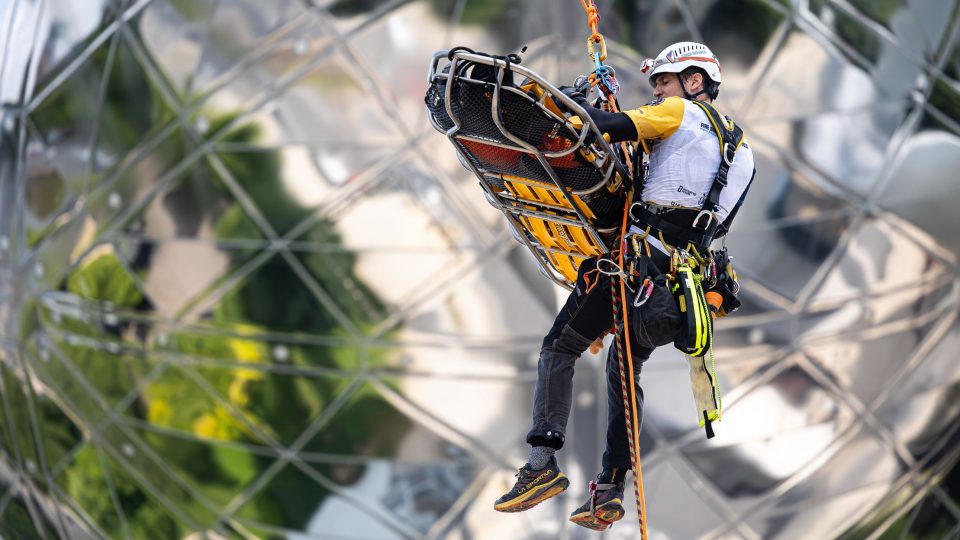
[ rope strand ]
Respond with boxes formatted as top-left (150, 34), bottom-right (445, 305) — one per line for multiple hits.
top-left (611, 195), bottom-right (648, 539)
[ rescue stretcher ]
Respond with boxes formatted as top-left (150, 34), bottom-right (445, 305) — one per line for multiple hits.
top-left (426, 49), bottom-right (636, 289)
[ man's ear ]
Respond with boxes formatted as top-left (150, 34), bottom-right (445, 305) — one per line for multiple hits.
top-left (689, 72), bottom-right (704, 92)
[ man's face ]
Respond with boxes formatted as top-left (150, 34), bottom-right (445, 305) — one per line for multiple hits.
top-left (651, 72), bottom-right (702, 99)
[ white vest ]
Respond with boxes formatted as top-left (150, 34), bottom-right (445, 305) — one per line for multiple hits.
top-left (642, 100), bottom-right (754, 222)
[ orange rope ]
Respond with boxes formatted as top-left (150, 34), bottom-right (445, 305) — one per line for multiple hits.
top-left (579, 0), bottom-right (606, 62)
top-left (579, 0), bottom-right (600, 36)
top-left (583, 266), bottom-right (601, 294)
top-left (615, 195), bottom-right (649, 539)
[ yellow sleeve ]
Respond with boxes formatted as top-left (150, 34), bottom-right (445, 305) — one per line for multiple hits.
top-left (622, 96), bottom-right (685, 141)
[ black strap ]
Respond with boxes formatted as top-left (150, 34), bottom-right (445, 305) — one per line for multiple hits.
top-left (703, 410), bottom-right (715, 439)
top-left (678, 73), bottom-right (708, 101)
top-left (629, 206), bottom-right (716, 252)
top-left (445, 47), bottom-right (525, 90)
top-left (687, 100), bottom-right (744, 218)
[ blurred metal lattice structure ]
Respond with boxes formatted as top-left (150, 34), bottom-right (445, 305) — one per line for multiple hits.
top-left (0, 1), bottom-right (959, 539)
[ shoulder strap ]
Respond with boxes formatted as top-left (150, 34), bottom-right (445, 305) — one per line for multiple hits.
top-left (687, 100), bottom-right (745, 219)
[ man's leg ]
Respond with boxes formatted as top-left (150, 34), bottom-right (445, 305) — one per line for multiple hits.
top-left (602, 338), bottom-right (651, 474)
top-left (569, 341), bottom-right (650, 529)
top-left (495, 257), bottom-right (613, 513)
top-left (600, 248), bottom-right (668, 471)
top-left (571, 248), bottom-right (668, 529)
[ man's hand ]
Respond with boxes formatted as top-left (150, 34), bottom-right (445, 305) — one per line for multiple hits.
top-left (555, 77), bottom-right (592, 114)
top-left (553, 86), bottom-right (584, 115)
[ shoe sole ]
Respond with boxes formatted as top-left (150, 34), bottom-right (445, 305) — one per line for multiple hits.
top-left (494, 475), bottom-right (570, 513)
top-left (594, 501), bottom-right (625, 523)
top-left (569, 500), bottom-right (624, 531)
top-left (569, 511), bottom-right (611, 531)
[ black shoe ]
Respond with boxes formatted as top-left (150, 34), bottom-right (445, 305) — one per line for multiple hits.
top-left (569, 479), bottom-right (626, 530)
top-left (494, 457), bottom-right (569, 513)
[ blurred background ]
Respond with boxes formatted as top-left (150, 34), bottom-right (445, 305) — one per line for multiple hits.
top-left (0, 0), bottom-right (959, 538)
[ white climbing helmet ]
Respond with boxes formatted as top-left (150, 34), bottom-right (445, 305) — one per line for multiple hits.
top-left (642, 41), bottom-right (722, 86)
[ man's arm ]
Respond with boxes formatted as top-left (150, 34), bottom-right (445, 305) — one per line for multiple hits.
top-left (565, 95), bottom-right (638, 142)
top-left (565, 95), bottom-right (686, 144)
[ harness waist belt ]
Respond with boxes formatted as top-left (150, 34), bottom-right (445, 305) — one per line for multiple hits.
top-left (630, 206), bottom-right (716, 252)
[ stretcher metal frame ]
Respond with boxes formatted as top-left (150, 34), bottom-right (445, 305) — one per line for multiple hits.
top-left (427, 50), bottom-right (634, 290)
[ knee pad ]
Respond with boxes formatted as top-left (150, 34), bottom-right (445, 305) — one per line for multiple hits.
top-left (550, 325), bottom-right (595, 356)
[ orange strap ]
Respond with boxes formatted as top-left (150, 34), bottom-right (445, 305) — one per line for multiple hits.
top-left (582, 267), bottom-right (601, 294)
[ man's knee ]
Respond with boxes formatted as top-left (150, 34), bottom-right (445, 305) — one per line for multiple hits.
top-left (547, 325), bottom-right (595, 357)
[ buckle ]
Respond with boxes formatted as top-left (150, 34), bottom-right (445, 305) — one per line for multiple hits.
top-left (722, 141), bottom-right (736, 166)
top-left (692, 210), bottom-right (715, 230)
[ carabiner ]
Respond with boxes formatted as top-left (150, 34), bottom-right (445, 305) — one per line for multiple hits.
top-left (587, 33), bottom-right (607, 62)
top-left (705, 257), bottom-right (718, 289)
top-left (692, 209), bottom-right (715, 230)
top-left (633, 278), bottom-right (654, 307)
top-left (722, 141), bottom-right (736, 166)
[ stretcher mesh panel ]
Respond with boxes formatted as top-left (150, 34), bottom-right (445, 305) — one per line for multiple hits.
top-left (425, 80), bottom-right (455, 132)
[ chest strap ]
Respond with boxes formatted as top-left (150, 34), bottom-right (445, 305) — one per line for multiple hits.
top-left (687, 100), bottom-right (745, 230)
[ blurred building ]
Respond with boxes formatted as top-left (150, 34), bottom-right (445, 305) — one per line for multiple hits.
top-left (0, 1), bottom-right (959, 539)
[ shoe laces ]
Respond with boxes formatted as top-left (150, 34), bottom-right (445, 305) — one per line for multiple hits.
top-left (514, 463), bottom-right (536, 482)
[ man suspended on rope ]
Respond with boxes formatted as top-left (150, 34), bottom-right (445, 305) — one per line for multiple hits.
top-left (493, 41), bottom-right (756, 529)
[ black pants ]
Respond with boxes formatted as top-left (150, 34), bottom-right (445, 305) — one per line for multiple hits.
top-left (527, 251), bottom-right (669, 470)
